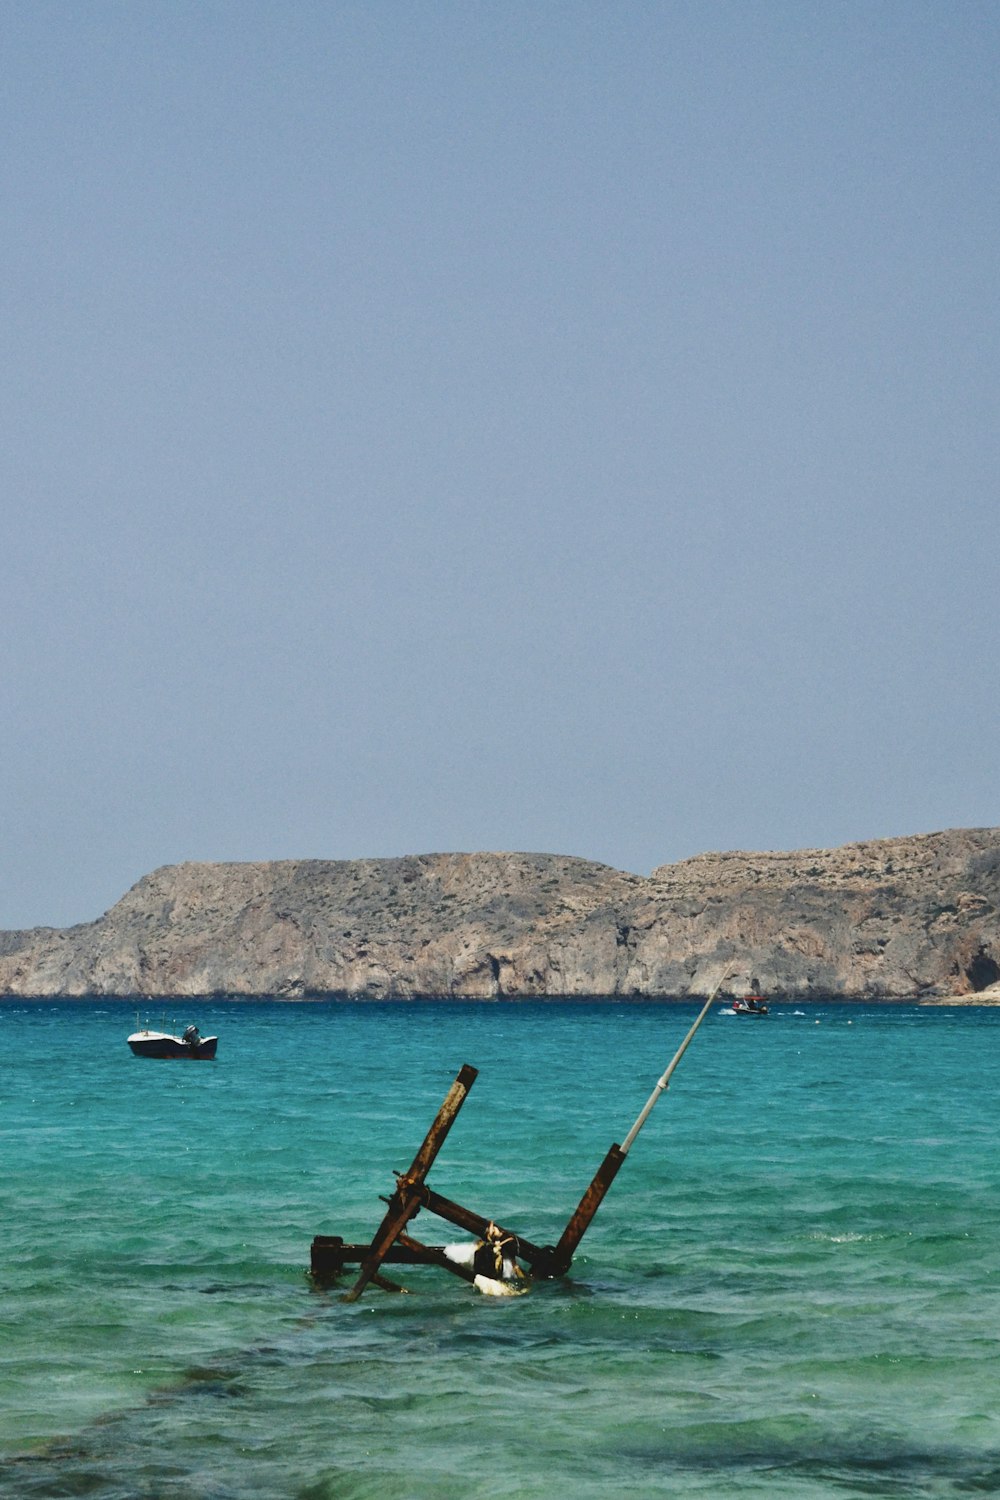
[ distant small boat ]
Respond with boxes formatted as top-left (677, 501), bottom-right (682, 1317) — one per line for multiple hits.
top-left (732, 994), bottom-right (769, 1016)
top-left (127, 1023), bottom-right (218, 1059)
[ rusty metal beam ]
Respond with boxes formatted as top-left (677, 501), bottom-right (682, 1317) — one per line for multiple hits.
top-left (414, 1183), bottom-right (553, 1272)
top-left (396, 1230), bottom-right (479, 1285)
top-left (341, 1064), bottom-right (478, 1303)
top-left (372, 1272), bottom-right (410, 1294)
top-left (312, 1235), bottom-right (457, 1279)
top-left (311, 1234), bottom-right (480, 1287)
top-left (546, 1143), bottom-right (627, 1276)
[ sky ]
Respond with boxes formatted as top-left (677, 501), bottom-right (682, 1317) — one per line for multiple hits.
top-left (2, 1), bottom-right (998, 929)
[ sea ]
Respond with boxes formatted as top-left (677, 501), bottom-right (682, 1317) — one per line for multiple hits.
top-left (2, 998), bottom-right (999, 1500)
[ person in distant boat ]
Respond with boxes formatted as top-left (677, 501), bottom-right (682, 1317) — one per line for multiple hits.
top-left (182, 1025), bottom-right (201, 1046)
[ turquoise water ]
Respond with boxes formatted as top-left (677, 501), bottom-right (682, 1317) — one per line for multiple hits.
top-left (2, 999), bottom-right (999, 1499)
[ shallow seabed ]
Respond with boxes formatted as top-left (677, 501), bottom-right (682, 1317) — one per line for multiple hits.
top-left (2, 999), bottom-right (999, 1498)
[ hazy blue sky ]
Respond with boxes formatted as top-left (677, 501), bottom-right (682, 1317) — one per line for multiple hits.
top-left (3, 1), bottom-right (998, 928)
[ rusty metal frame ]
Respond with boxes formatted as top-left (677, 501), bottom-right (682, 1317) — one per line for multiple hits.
top-left (312, 1062), bottom-right (626, 1297)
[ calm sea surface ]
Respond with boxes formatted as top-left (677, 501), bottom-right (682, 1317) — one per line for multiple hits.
top-left (2, 999), bottom-right (999, 1499)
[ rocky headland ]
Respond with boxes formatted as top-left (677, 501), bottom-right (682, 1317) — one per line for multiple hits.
top-left (1, 827), bottom-right (998, 1002)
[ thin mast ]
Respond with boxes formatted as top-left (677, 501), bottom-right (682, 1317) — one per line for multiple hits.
top-left (619, 969), bottom-right (730, 1155)
top-left (545, 967), bottom-right (731, 1274)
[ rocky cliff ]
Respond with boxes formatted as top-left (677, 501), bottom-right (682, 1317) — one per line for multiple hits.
top-left (1, 827), bottom-right (999, 1001)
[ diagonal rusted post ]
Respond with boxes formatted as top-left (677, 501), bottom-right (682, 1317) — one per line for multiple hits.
top-left (545, 1142), bottom-right (628, 1275)
top-left (342, 1064), bottom-right (478, 1303)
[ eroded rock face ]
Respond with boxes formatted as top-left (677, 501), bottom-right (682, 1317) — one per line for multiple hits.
top-left (1, 829), bottom-right (998, 1000)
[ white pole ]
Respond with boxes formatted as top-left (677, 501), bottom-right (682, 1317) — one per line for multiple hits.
top-left (619, 969), bottom-right (730, 1156)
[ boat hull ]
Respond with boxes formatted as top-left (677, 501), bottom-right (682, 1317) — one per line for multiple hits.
top-left (732, 997), bottom-right (769, 1016)
top-left (127, 1031), bottom-right (218, 1059)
